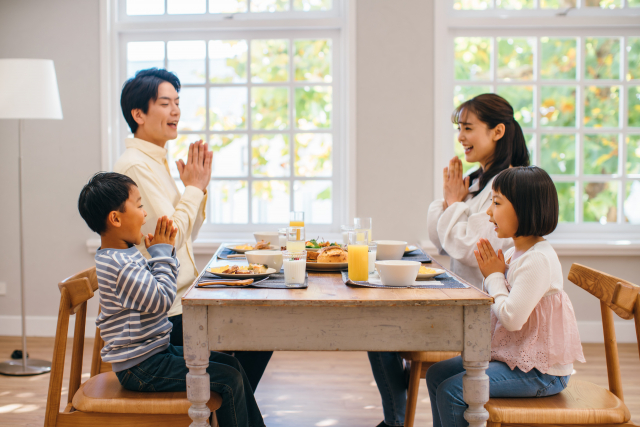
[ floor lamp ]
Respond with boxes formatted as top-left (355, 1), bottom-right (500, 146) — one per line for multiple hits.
top-left (0, 59), bottom-right (63, 376)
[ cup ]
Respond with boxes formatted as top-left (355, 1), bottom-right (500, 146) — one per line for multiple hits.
top-left (354, 217), bottom-right (372, 243)
top-left (348, 230), bottom-right (369, 282)
top-left (368, 242), bottom-right (377, 274)
top-left (290, 211), bottom-right (305, 227)
top-left (278, 227), bottom-right (288, 250)
top-left (286, 226), bottom-right (306, 252)
top-left (282, 250), bottom-right (307, 287)
top-left (341, 225), bottom-right (355, 248)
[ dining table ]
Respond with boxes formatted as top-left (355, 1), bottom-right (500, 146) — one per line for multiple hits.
top-left (181, 243), bottom-right (494, 427)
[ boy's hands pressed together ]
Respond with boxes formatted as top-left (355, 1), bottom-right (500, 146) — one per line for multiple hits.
top-left (474, 238), bottom-right (506, 278)
top-left (145, 216), bottom-right (178, 248)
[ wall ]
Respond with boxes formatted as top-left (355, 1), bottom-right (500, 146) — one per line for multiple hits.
top-left (0, 0), bottom-right (636, 342)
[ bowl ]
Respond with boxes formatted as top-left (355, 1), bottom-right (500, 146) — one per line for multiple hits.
top-left (253, 231), bottom-right (279, 245)
top-left (375, 261), bottom-right (421, 286)
top-left (374, 240), bottom-right (408, 260)
top-left (245, 250), bottom-right (283, 271)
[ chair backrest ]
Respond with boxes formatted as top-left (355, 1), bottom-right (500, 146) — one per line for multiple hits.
top-left (44, 267), bottom-right (98, 427)
top-left (567, 263), bottom-right (640, 402)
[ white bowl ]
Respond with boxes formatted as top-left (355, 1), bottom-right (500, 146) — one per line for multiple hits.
top-left (245, 250), bottom-right (283, 271)
top-left (375, 261), bottom-right (421, 286)
top-left (374, 240), bottom-right (408, 260)
top-left (253, 231), bottom-right (279, 245)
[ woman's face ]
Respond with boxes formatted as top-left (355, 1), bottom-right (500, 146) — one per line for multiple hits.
top-left (457, 110), bottom-right (504, 169)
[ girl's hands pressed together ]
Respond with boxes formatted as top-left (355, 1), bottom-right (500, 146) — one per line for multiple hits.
top-left (474, 238), bottom-right (506, 278)
top-left (443, 156), bottom-right (470, 209)
top-left (145, 216), bottom-right (178, 248)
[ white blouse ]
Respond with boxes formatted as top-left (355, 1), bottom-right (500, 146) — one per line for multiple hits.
top-left (427, 177), bottom-right (513, 288)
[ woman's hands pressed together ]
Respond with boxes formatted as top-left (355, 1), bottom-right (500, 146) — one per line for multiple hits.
top-left (474, 238), bottom-right (506, 278)
top-left (176, 140), bottom-right (213, 192)
top-left (145, 216), bottom-right (178, 248)
top-left (443, 156), bottom-right (470, 209)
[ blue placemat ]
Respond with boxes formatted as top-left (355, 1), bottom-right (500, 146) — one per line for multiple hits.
top-left (217, 246), bottom-right (244, 260)
top-left (340, 271), bottom-right (467, 289)
top-left (402, 249), bottom-right (432, 263)
top-left (197, 271), bottom-right (307, 289)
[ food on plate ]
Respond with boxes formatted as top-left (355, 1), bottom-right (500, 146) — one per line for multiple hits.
top-left (305, 238), bottom-right (340, 249)
top-left (209, 264), bottom-right (268, 275)
top-left (317, 246), bottom-right (348, 263)
top-left (234, 240), bottom-right (270, 251)
top-left (235, 244), bottom-right (254, 250)
top-left (255, 240), bottom-right (271, 250)
top-left (306, 251), bottom-right (320, 261)
top-left (418, 266), bottom-right (437, 274)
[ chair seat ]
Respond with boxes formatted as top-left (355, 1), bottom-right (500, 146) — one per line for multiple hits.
top-left (486, 379), bottom-right (631, 425)
top-left (72, 371), bottom-right (222, 414)
top-left (400, 351), bottom-right (461, 363)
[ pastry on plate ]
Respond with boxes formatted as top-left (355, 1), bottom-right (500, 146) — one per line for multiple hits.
top-left (255, 240), bottom-right (270, 250)
top-left (317, 246), bottom-right (348, 263)
top-left (307, 251), bottom-right (320, 261)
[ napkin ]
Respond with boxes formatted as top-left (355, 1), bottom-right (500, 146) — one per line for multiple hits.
top-left (340, 271), bottom-right (468, 289)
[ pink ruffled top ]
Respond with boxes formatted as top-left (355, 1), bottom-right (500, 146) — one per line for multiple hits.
top-left (490, 283), bottom-right (586, 375)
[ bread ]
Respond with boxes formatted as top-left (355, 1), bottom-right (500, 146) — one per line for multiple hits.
top-left (317, 247), bottom-right (348, 263)
top-left (307, 251), bottom-right (320, 261)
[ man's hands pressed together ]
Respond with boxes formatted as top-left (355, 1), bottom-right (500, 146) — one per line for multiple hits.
top-left (145, 216), bottom-right (178, 248)
top-left (176, 140), bottom-right (213, 192)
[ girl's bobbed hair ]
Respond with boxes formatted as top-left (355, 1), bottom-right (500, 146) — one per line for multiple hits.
top-left (452, 93), bottom-right (530, 196)
top-left (492, 166), bottom-right (558, 237)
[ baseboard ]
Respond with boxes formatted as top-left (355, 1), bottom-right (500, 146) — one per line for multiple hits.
top-left (0, 315), bottom-right (635, 344)
top-left (0, 315), bottom-right (96, 338)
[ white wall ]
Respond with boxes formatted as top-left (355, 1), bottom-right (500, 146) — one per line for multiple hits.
top-left (0, 0), bottom-right (636, 342)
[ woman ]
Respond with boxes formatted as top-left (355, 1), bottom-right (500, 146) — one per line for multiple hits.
top-left (369, 93), bottom-right (530, 427)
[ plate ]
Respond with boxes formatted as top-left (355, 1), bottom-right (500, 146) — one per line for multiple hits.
top-left (228, 245), bottom-right (278, 254)
top-left (404, 245), bottom-right (419, 254)
top-left (305, 245), bottom-right (342, 252)
top-left (206, 267), bottom-right (277, 280)
top-left (416, 268), bottom-right (446, 280)
top-left (306, 261), bottom-right (348, 271)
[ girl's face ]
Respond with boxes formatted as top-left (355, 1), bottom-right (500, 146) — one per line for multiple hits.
top-left (457, 110), bottom-right (504, 169)
top-left (486, 190), bottom-right (519, 239)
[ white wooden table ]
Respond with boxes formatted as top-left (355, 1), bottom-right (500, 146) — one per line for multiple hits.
top-left (182, 245), bottom-right (493, 427)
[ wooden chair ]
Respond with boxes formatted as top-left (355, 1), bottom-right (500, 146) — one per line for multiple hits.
top-left (400, 351), bottom-right (460, 427)
top-left (44, 267), bottom-right (222, 427)
top-left (484, 263), bottom-right (640, 427)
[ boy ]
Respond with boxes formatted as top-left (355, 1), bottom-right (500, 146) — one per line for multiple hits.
top-left (78, 172), bottom-right (265, 427)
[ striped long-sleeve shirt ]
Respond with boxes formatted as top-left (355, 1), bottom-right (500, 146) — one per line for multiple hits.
top-left (95, 243), bottom-right (179, 372)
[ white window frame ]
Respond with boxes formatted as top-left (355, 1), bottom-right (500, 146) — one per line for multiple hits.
top-left (99, 0), bottom-right (356, 244)
top-left (433, 0), bottom-right (640, 247)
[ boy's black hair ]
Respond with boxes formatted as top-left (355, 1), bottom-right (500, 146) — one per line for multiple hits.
top-left (78, 172), bottom-right (138, 234)
top-left (492, 166), bottom-right (558, 237)
top-left (120, 68), bottom-right (181, 133)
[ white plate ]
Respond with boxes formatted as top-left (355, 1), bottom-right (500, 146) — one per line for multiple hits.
top-left (416, 268), bottom-right (446, 280)
top-left (306, 261), bottom-right (348, 271)
top-left (404, 245), bottom-right (419, 254)
top-left (305, 245), bottom-right (342, 252)
top-left (228, 244), bottom-right (278, 254)
top-left (207, 267), bottom-right (277, 280)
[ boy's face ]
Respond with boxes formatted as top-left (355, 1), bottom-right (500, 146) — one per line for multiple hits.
top-left (133, 81), bottom-right (180, 146)
top-left (118, 186), bottom-right (147, 246)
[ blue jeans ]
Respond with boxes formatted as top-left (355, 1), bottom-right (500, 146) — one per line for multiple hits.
top-left (115, 344), bottom-right (265, 427)
top-left (426, 356), bottom-right (570, 427)
top-left (368, 351), bottom-right (409, 426)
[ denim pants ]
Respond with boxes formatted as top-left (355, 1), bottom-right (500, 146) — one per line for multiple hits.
top-left (368, 351), bottom-right (409, 426)
top-left (115, 344), bottom-right (265, 427)
top-left (169, 314), bottom-right (273, 392)
top-left (426, 356), bottom-right (570, 427)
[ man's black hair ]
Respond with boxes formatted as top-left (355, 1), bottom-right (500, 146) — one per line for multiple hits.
top-left (78, 172), bottom-right (138, 234)
top-left (120, 68), bottom-right (181, 133)
top-left (492, 166), bottom-right (559, 237)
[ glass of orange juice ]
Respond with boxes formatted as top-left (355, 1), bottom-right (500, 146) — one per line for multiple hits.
top-left (286, 226), bottom-right (306, 252)
top-left (348, 230), bottom-right (369, 282)
top-left (290, 212), bottom-right (305, 241)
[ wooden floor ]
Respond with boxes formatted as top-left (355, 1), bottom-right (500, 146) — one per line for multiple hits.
top-left (0, 337), bottom-right (638, 427)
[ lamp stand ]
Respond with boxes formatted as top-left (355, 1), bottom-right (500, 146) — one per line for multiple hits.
top-left (0, 119), bottom-right (52, 376)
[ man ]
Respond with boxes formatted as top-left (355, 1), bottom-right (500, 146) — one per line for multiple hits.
top-left (115, 68), bottom-right (272, 390)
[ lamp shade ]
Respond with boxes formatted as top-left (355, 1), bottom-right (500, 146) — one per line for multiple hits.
top-left (0, 59), bottom-right (63, 119)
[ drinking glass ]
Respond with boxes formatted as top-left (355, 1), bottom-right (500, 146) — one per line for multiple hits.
top-left (368, 242), bottom-right (377, 274)
top-left (290, 211), bottom-right (305, 227)
top-left (286, 226), bottom-right (306, 252)
top-left (282, 250), bottom-right (307, 287)
top-left (278, 227), bottom-right (288, 250)
top-left (340, 225), bottom-right (355, 248)
top-left (354, 217), bottom-right (372, 242)
top-left (348, 229), bottom-right (369, 281)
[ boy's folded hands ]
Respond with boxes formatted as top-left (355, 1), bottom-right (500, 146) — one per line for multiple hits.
top-left (145, 216), bottom-right (178, 248)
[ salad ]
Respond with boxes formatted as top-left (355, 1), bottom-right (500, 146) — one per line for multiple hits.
top-left (305, 238), bottom-right (340, 249)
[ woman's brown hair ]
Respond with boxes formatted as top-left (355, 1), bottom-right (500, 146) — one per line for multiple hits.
top-left (452, 93), bottom-right (530, 196)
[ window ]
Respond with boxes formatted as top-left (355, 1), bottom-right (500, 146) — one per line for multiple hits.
top-left (434, 0), bottom-right (640, 234)
top-left (103, 0), bottom-right (351, 235)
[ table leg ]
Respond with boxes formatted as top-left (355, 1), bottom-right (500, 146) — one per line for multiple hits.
top-left (183, 305), bottom-right (210, 427)
top-left (462, 305), bottom-right (491, 427)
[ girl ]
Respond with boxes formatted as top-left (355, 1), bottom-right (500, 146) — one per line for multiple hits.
top-left (426, 166), bottom-right (585, 427)
top-left (369, 94), bottom-right (530, 427)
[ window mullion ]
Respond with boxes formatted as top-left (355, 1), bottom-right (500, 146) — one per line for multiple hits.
top-left (577, 35), bottom-right (584, 224)
top-left (289, 37), bottom-right (295, 215)
top-left (247, 37), bottom-right (254, 226)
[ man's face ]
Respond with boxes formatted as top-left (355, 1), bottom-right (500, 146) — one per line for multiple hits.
top-left (133, 81), bottom-right (180, 145)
